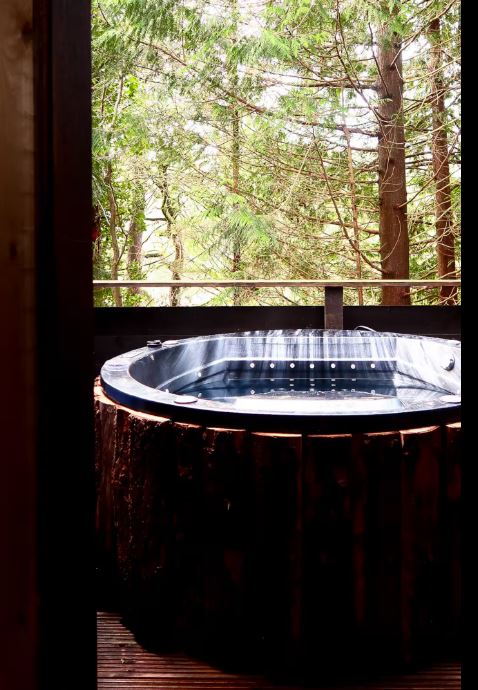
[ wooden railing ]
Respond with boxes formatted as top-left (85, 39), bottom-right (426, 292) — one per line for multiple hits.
top-left (93, 279), bottom-right (461, 329)
top-left (94, 279), bottom-right (460, 289)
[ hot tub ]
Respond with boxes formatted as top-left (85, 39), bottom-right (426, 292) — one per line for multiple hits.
top-left (96, 329), bottom-right (461, 679)
top-left (100, 329), bottom-right (460, 432)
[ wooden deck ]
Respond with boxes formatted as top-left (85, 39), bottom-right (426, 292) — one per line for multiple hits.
top-left (97, 612), bottom-right (460, 689)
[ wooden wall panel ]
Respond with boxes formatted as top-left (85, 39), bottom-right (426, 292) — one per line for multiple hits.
top-left (1, 1), bottom-right (95, 688)
top-left (0, 3), bottom-right (37, 690)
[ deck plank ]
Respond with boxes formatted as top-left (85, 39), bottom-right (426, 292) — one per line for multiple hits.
top-left (97, 612), bottom-right (460, 690)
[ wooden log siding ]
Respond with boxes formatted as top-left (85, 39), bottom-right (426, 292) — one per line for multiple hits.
top-left (95, 381), bottom-right (461, 676)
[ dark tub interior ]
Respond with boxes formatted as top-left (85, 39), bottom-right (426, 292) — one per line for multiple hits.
top-left (100, 329), bottom-right (460, 432)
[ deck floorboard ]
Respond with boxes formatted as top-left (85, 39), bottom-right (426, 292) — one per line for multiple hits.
top-left (97, 612), bottom-right (460, 690)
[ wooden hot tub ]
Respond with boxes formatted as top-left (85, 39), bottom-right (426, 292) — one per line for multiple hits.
top-left (96, 330), bottom-right (460, 678)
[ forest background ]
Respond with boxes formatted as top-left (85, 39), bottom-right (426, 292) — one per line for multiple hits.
top-left (92, 0), bottom-right (460, 308)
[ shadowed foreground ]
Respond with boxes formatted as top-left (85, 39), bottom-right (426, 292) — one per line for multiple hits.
top-left (97, 612), bottom-right (460, 689)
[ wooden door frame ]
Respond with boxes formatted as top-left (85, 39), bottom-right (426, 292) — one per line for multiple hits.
top-left (34, 1), bottom-right (96, 688)
top-left (1, 2), bottom-right (95, 689)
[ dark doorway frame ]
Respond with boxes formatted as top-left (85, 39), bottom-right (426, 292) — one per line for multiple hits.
top-left (34, 1), bottom-right (96, 688)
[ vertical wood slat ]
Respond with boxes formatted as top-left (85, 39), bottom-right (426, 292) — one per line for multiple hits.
top-left (399, 426), bottom-right (442, 663)
top-left (249, 433), bottom-right (303, 673)
top-left (301, 434), bottom-right (356, 668)
top-left (324, 286), bottom-right (344, 329)
top-left (362, 430), bottom-right (403, 660)
top-left (443, 423), bottom-right (461, 640)
top-left (190, 427), bottom-right (250, 655)
top-left (95, 383), bottom-right (118, 591)
top-left (170, 421), bottom-right (209, 646)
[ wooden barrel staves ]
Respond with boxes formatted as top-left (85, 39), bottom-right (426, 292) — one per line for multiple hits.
top-left (95, 379), bottom-right (460, 677)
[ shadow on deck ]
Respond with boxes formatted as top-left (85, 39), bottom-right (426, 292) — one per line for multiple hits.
top-left (97, 611), bottom-right (460, 690)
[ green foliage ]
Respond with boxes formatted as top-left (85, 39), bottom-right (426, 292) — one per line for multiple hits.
top-left (92, 0), bottom-right (460, 307)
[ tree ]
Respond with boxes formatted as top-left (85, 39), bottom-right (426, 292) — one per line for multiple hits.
top-left (91, 0), bottom-right (460, 307)
top-left (376, 2), bottom-right (410, 305)
top-left (428, 16), bottom-right (458, 304)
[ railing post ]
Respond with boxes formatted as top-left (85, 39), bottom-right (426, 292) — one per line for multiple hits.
top-left (324, 286), bottom-right (344, 329)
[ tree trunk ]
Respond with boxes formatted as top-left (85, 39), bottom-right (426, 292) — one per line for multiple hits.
top-left (376, 16), bottom-right (410, 306)
top-left (428, 17), bottom-right (457, 305)
top-left (231, 108), bottom-right (241, 306)
top-left (126, 184), bottom-right (145, 301)
top-left (344, 126), bottom-right (364, 305)
top-left (229, 0), bottom-right (242, 307)
top-left (171, 225), bottom-right (184, 307)
top-left (127, 218), bottom-right (143, 297)
top-left (160, 165), bottom-right (182, 306)
top-left (106, 162), bottom-right (122, 307)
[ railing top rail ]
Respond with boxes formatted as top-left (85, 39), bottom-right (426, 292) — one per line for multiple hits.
top-left (93, 279), bottom-right (461, 288)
